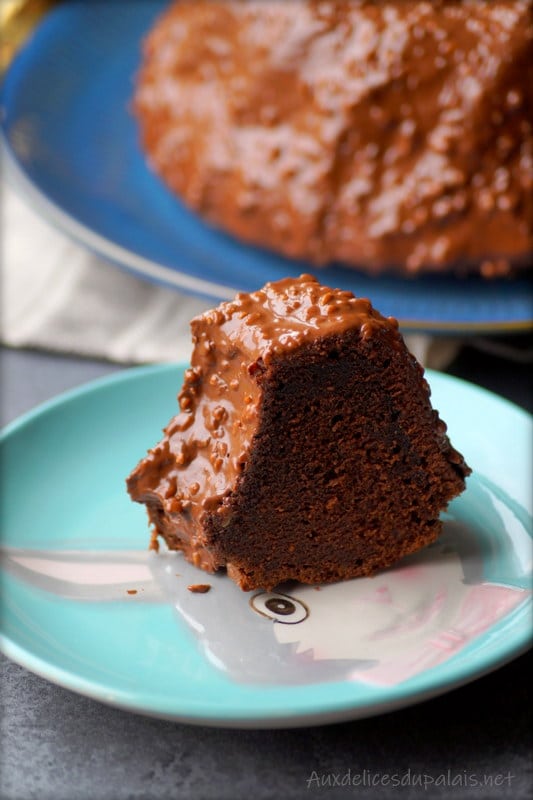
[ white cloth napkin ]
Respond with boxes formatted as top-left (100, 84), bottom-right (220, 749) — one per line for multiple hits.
top-left (2, 181), bottom-right (460, 368)
top-left (1, 183), bottom-right (211, 363)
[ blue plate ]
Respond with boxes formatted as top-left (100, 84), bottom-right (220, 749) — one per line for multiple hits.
top-left (0, 365), bottom-right (531, 727)
top-left (1, 0), bottom-right (532, 333)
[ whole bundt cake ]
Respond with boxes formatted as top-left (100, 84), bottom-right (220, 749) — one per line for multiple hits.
top-left (134, 0), bottom-right (533, 277)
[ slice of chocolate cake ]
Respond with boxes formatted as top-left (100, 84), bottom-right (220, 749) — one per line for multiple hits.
top-left (127, 275), bottom-right (470, 590)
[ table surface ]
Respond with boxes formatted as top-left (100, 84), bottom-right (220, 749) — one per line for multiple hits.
top-left (1, 343), bottom-right (532, 800)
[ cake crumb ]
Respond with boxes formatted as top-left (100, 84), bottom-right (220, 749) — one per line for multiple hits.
top-left (187, 584), bottom-right (211, 593)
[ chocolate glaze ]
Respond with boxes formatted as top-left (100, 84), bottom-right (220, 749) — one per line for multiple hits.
top-left (135, 0), bottom-right (533, 276)
top-left (127, 275), bottom-right (470, 589)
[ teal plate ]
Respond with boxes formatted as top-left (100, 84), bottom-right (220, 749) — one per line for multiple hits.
top-left (1, 365), bottom-right (531, 728)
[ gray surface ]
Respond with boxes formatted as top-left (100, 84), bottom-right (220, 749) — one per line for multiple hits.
top-left (0, 347), bottom-right (121, 425)
top-left (1, 345), bottom-right (532, 800)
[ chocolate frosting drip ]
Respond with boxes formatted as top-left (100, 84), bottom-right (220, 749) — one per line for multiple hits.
top-left (135, 0), bottom-right (533, 277)
top-left (127, 275), bottom-right (402, 567)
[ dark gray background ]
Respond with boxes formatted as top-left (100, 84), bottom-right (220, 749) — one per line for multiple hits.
top-left (1, 342), bottom-right (532, 800)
